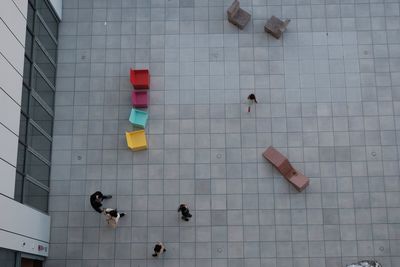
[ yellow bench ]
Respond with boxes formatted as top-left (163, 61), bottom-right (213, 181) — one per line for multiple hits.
top-left (125, 130), bottom-right (147, 151)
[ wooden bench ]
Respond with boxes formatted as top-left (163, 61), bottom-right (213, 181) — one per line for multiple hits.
top-left (227, 0), bottom-right (251, 30)
top-left (264, 16), bottom-right (290, 39)
top-left (263, 146), bottom-right (309, 192)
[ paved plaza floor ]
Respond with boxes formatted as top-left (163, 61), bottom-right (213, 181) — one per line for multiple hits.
top-left (47, 0), bottom-right (400, 266)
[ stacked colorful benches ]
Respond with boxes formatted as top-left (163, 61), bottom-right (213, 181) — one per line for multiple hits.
top-left (126, 69), bottom-right (150, 151)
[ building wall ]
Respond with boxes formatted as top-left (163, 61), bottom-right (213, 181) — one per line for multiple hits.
top-left (0, 0), bottom-right (26, 197)
top-left (0, 0), bottom-right (50, 257)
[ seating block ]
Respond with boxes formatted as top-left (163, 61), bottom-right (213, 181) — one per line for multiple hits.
top-left (264, 16), bottom-right (290, 39)
top-left (126, 130), bottom-right (147, 151)
top-left (130, 69), bottom-right (150, 89)
top-left (263, 146), bottom-right (309, 192)
top-left (129, 108), bottom-right (148, 128)
top-left (227, 0), bottom-right (251, 30)
top-left (131, 90), bottom-right (148, 108)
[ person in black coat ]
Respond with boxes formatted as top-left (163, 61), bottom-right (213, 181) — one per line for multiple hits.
top-left (152, 242), bottom-right (166, 257)
top-left (247, 93), bottom-right (258, 112)
top-left (90, 191), bottom-right (112, 213)
top-left (178, 203), bottom-right (192, 221)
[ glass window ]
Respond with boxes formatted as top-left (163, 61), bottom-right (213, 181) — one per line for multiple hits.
top-left (21, 85), bottom-right (30, 114)
top-left (23, 179), bottom-right (49, 212)
top-left (25, 30), bottom-right (33, 59)
top-left (28, 123), bottom-right (52, 161)
top-left (34, 42), bottom-right (56, 85)
top-left (32, 68), bottom-right (54, 109)
top-left (25, 150), bottom-right (50, 187)
top-left (17, 143), bottom-right (26, 173)
top-left (0, 248), bottom-right (16, 267)
top-left (30, 96), bottom-right (53, 135)
top-left (27, 3), bottom-right (35, 31)
top-left (15, 172), bottom-right (24, 202)
top-left (23, 56), bottom-right (32, 85)
top-left (36, 0), bottom-right (58, 38)
top-left (35, 18), bottom-right (57, 61)
top-left (19, 113), bottom-right (28, 143)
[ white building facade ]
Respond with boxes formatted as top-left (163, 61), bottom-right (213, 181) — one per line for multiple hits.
top-left (0, 0), bottom-right (61, 265)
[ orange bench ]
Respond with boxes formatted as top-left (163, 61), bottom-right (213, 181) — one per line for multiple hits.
top-left (263, 146), bottom-right (309, 192)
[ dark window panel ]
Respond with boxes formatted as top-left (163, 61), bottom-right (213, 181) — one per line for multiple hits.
top-left (35, 18), bottom-right (57, 61)
top-left (16, 143), bottom-right (26, 173)
top-left (29, 0), bottom-right (35, 7)
top-left (28, 123), bottom-right (52, 161)
top-left (23, 179), bottom-right (49, 212)
top-left (14, 172), bottom-right (24, 202)
top-left (25, 150), bottom-right (50, 187)
top-left (0, 248), bottom-right (16, 267)
top-left (30, 96), bottom-right (53, 135)
top-left (18, 113), bottom-right (28, 143)
top-left (25, 30), bottom-right (33, 59)
top-left (36, 0), bottom-right (58, 38)
top-left (27, 3), bottom-right (35, 31)
top-left (32, 68), bottom-right (54, 109)
top-left (34, 42), bottom-right (56, 85)
top-left (21, 85), bottom-right (30, 114)
top-left (23, 56), bottom-right (32, 85)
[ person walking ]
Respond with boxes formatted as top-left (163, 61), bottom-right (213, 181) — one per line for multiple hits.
top-left (103, 208), bottom-right (125, 228)
top-left (90, 191), bottom-right (112, 213)
top-left (152, 241), bottom-right (166, 257)
top-left (178, 203), bottom-right (192, 221)
top-left (247, 93), bottom-right (258, 112)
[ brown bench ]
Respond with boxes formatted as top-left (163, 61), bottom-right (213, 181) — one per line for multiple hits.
top-left (227, 0), bottom-right (251, 30)
top-left (263, 146), bottom-right (309, 192)
top-left (264, 16), bottom-right (290, 39)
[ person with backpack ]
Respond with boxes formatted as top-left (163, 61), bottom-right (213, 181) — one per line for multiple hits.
top-left (178, 203), bottom-right (192, 221)
top-left (247, 93), bottom-right (258, 112)
top-left (103, 208), bottom-right (125, 228)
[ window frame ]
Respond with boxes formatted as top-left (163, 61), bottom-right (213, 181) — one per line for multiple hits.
top-left (33, 39), bottom-right (56, 85)
top-left (35, 13), bottom-right (58, 61)
top-left (15, 0), bottom-right (58, 214)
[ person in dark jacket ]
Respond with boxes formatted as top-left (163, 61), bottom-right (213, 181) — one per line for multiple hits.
top-left (152, 241), bottom-right (166, 257)
top-left (247, 93), bottom-right (258, 112)
top-left (178, 203), bottom-right (192, 221)
top-left (90, 191), bottom-right (112, 213)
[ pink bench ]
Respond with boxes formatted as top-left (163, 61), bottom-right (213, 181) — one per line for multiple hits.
top-left (263, 146), bottom-right (309, 192)
top-left (131, 90), bottom-right (148, 108)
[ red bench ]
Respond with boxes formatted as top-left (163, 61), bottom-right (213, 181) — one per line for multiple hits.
top-left (130, 69), bottom-right (150, 89)
top-left (263, 146), bottom-right (309, 192)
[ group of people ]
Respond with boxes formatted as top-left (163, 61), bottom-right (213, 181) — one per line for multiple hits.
top-left (90, 191), bottom-right (125, 228)
top-left (90, 191), bottom-right (192, 258)
top-left (87, 94), bottom-right (256, 257)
